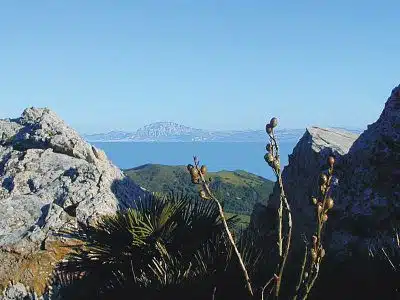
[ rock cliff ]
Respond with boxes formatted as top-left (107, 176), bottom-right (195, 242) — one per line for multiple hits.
top-left (0, 108), bottom-right (147, 298)
top-left (252, 85), bottom-right (399, 258)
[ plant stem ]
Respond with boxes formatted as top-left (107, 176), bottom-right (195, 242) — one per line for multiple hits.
top-left (278, 199), bottom-right (283, 257)
top-left (212, 286), bottom-right (217, 300)
top-left (261, 276), bottom-right (275, 300)
top-left (301, 168), bottom-right (334, 299)
top-left (267, 130), bottom-right (293, 299)
top-left (293, 245), bottom-right (308, 300)
top-left (301, 265), bottom-right (319, 300)
top-left (273, 166), bottom-right (293, 298)
top-left (196, 164), bottom-right (254, 297)
top-left (275, 192), bottom-right (292, 297)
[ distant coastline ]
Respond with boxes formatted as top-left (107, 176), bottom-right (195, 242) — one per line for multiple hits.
top-left (83, 122), bottom-right (362, 143)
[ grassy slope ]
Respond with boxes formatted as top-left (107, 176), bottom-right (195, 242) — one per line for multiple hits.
top-left (124, 164), bottom-right (274, 220)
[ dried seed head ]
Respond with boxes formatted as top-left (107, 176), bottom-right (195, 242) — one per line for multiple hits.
top-left (264, 153), bottom-right (274, 163)
top-left (199, 190), bottom-right (207, 199)
top-left (317, 202), bottom-right (324, 215)
top-left (320, 185), bottom-right (326, 194)
top-left (311, 197), bottom-right (318, 205)
top-left (321, 214), bottom-right (328, 222)
top-left (311, 249), bottom-right (317, 261)
top-left (266, 143), bottom-right (272, 152)
top-left (190, 167), bottom-right (199, 178)
top-left (200, 165), bottom-right (207, 175)
top-left (328, 155), bottom-right (335, 167)
top-left (325, 198), bottom-right (334, 210)
top-left (320, 248), bottom-right (326, 258)
top-left (270, 117), bottom-right (278, 128)
top-left (319, 173), bottom-right (328, 186)
top-left (265, 123), bottom-right (273, 134)
top-left (317, 203), bottom-right (323, 214)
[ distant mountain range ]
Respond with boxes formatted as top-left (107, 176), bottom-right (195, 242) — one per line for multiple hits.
top-left (83, 122), bottom-right (363, 143)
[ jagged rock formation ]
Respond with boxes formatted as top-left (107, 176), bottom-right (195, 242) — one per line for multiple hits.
top-left (0, 108), bottom-right (147, 298)
top-left (331, 85), bottom-right (400, 255)
top-left (252, 85), bottom-right (399, 258)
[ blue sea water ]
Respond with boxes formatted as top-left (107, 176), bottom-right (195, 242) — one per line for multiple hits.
top-left (92, 142), bottom-right (297, 181)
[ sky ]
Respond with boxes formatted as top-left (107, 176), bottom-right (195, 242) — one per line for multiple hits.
top-left (0, 1), bottom-right (398, 134)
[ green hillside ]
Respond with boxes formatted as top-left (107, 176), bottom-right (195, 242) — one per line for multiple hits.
top-left (124, 164), bottom-right (274, 216)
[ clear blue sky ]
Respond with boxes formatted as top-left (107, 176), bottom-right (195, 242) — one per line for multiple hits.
top-left (0, 1), bottom-right (398, 134)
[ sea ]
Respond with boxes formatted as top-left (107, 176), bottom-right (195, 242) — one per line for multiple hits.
top-left (92, 142), bottom-right (297, 181)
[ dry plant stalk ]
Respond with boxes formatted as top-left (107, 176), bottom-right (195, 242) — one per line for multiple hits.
top-left (293, 155), bottom-right (336, 300)
top-left (187, 117), bottom-right (334, 300)
top-left (187, 157), bottom-right (254, 297)
top-left (264, 117), bottom-right (293, 298)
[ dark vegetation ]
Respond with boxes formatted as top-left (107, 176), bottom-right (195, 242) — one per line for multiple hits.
top-left (50, 118), bottom-right (399, 300)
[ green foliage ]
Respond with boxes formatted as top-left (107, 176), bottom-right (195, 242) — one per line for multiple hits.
top-left (52, 192), bottom-right (269, 299)
top-left (225, 212), bottom-right (251, 228)
top-left (124, 164), bottom-right (274, 216)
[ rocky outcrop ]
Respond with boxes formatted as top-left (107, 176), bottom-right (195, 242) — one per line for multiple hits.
top-left (265, 127), bottom-right (358, 210)
top-left (253, 85), bottom-right (399, 258)
top-left (0, 107), bottom-right (147, 297)
top-left (331, 85), bottom-right (400, 255)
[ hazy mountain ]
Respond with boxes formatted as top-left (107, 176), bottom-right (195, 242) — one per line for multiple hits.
top-left (83, 122), bottom-right (310, 143)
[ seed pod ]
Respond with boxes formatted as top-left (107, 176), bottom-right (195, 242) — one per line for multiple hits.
top-left (327, 156), bottom-right (335, 167)
top-left (266, 143), bottom-right (272, 152)
top-left (270, 117), bottom-right (278, 128)
top-left (312, 235), bottom-right (318, 245)
top-left (321, 214), bottom-right (328, 222)
top-left (200, 165), bottom-right (207, 175)
top-left (310, 249), bottom-right (317, 261)
top-left (190, 167), bottom-right (199, 178)
top-left (273, 160), bottom-right (280, 171)
top-left (317, 203), bottom-right (323, 214)
top-left (265, 123), bottom-right (273, 134)
top-left (319, 173), bottom-right (328, 185)
top-left (320, 248), bottom-right (326, 258)
top-left (311, 197), bottom-right (318, 205)
top-left (187, 164), bottom-right (193, 171)
top-left (199, 190), bottom-right (207, 199)
top-left (325, 198), bottom-right (334, 210)
top-left (264, 153), bottom-right (274, 163)
top-left (320, 185), bottom-right (326, 195)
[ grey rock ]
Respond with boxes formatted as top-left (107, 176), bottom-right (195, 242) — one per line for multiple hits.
top-left (0, 107), bottom-right (147, 295)
top-left (1, 283), bottom-right (34, 300)
top-left (253, 84), bottom-right (399, 259)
